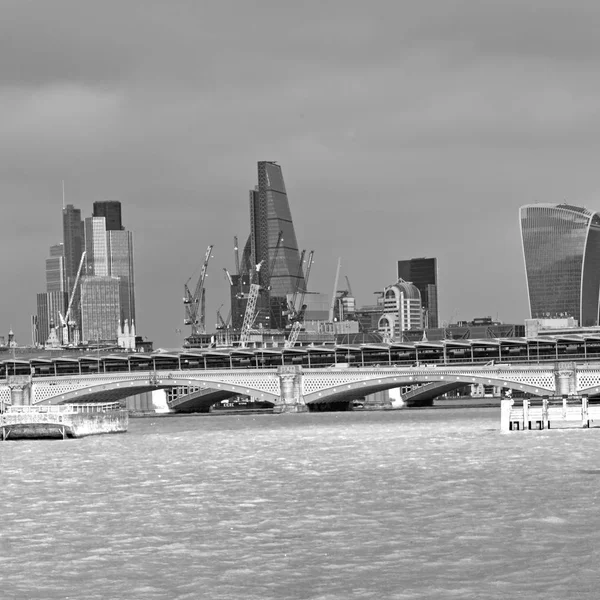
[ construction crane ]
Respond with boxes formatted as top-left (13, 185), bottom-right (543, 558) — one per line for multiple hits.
top-left (58, 251), bottom-right (86, 345)
top-left (233, 236), bottom-right (240, 276)
top-left (296, 250), bottom-right (314, 322)
top-left (222, 267), bottom-right (234, 287)
top-left (345, 275), bottom-right (353, 297)
top-left (284, 250), bottom-right (314, 348)
top-left (328, 258), bottom-right (341, 322)
top-left (239, 266), bottom-right (262, 346)
top-left (183, 244), bottom-right (213, 336)
top-left (263, 231), bottom-right (284, 291)
top-left (216, 304), bottom-right (231, 329)
top-left (239, 232), bottom-right (284, 346)
top-left (285, 249), bottom-right (306, 321)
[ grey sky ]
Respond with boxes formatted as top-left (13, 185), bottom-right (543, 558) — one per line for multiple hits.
top-left (3, 0), bottom-right (600, 346)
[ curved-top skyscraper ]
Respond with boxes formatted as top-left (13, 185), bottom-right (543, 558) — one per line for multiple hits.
top-left (520, 203), bottom-right (600, 326)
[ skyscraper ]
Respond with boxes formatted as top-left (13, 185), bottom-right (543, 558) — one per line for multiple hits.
top-left (62, 204), bottom-right (84, 294)
top-left (93, 201), bottom-right (123, 231)
top-left (81, 202), bottom-right (136, 342)
top-left (397, 257), bottom-right (438, 328)
top-left (80, 276), bottom-right (121, 342)
top-left (242, 161), bottom-right (305, 329)
top-left (107, 229), bottom-right (135, 325)
top-left (36, 243), bottom-right (68, 344)
top-left (46, 244), bottom-right (65, 293)
top-left (520, 203), bottom-right (600, 326)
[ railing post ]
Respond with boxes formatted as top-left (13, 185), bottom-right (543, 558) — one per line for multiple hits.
top-left (582, 395), bottom-right (589, 428)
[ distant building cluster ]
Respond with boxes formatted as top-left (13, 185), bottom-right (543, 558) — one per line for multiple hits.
top-left (16, 165), bottom-right (600, 352)
top-left (33, 200), bottom-right (138, 349)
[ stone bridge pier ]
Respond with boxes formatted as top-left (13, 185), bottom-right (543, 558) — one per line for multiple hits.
top-left (554, 362), bottom-right (577, 397)
top-left (7, 376), bottom-right (33, 406)
top-left (275, 366), bottom-right (308, 413)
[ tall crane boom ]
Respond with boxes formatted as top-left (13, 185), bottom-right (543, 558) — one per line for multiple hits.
top-left (345, 275), bottom-right (353, 297)
top-left (233, 236), bottom-right (240, 276)
top-left (239, 283), bottom-right (260, 346)
top-left (329, 257), bottom-right (341, 322)
top-left (183, 244), bottom-right (213, 335)
top-left (297, 250), bottom-right (314, 320)
top-left (59, 250), bottom-right (86, 345)
top-left (287, 249), bottom-right (306, 319)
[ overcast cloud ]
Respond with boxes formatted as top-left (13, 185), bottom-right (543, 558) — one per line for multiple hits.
top-left (3, 0), bottom-right (600, 346)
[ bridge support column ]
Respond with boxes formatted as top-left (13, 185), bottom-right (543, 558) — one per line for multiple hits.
top-left (274, 367), bottom-right (308, 413)
top-left (555, 362), bottom-right (577, 397)
top-left (7, 376), bottom-right (33, 406)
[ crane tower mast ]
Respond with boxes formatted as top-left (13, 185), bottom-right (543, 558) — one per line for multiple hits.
top-left (183, 244), bottom-right (213, 336)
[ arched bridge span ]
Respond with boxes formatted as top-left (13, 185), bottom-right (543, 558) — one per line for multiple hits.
top-left (3, 362), bottom-right (600, 413)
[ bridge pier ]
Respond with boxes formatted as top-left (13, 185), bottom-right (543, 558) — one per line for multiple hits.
top-left (274, 367), bottom-right (308, 413)
top-left (555, 362), bottom-right (577, 397)
top-left (7, 376), bottom-right (32, 407)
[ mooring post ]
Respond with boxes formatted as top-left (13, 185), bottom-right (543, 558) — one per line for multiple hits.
top-left (523, 399), bottom-right (529, 430)
top-left (582, 395), bottom-right (589, 428)
top-left (500, 399), bottom-right (513, 432)
top-left (543, 397), bottom-right (549, 430)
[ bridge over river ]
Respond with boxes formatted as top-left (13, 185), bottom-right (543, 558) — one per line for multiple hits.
top-left (2, 341), bottom-right (600, 412)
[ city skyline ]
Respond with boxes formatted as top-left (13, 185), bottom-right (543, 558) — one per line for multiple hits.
top-left (34, 201), bottom-right (136, 346)
top-left (5, 1), bottom-right (600, 346)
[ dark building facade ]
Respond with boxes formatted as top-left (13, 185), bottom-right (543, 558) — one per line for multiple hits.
top-left (520, 203), bottom-right (600, 326)
top-left (397, 257), bottom-right (438, 328)
top-left (62, 204), bottom-right (84, 296)
top-left (93, 201), bottom-right (123, 231)
top-left (236, 162), bottom-right (305, 330)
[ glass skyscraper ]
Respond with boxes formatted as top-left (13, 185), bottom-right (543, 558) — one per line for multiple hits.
top-left (81, 205), bottom-right (136, 342)
top-left (93, 201), bottom-right (123, 231)
top-left (520, 203), bottom-right (600, 326)
top-left (107, 229), bottom-right (135, 325)
top-left (80, 276), bottom-right (121, 342)
top-left (236, 162), bottom-right (305, 330)
top-left (62, 204), bottom-right (84, 295)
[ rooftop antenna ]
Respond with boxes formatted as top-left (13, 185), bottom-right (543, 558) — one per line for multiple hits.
top-left (62, 180), bottom-right (65, 210)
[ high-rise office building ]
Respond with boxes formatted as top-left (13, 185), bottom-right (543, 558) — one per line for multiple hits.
top-left (62, 204), bottom-right (84, 294)
top-left (46, 243), bottom-right (65, 293)
top-left (81, 202), bottom-right (136, 341)
top-left (85, 216), bottom-right (110, 276)
top-left (93, 201), bottom-right (123, 231)
top-left (520, 203), bottom-right (600, 326)
top-left (80, 276), bottom-right (121, 342)
top-left (36, 243), bottom-right (68, 345)
top-left (107, 229), bottom-right (135, 325)
top-left (242, 161), bottom-right (305, 329)
top-left (36, 290), bottom-right (68, 345)
top-left (397, 257), bottom-right (438, 328)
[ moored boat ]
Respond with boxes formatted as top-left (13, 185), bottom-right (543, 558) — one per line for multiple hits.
top-left (0, 402), bottom-right (128, 440)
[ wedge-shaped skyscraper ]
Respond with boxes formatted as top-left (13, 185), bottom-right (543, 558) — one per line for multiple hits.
top-left (236, 161), bottom-right (305, 329)
top-left (520, 203), bottom-right (600, 326)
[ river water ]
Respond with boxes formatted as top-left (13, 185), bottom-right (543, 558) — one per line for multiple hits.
top-left (1, 408), bottom-right (599, 599)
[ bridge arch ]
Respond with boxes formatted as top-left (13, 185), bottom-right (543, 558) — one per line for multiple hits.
top-left (303, 372), bottom-right (554, 405)
top-left (33, 376), bottom-right (281, 407)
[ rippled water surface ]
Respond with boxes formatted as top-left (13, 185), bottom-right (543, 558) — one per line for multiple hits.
top-left (2, 408), bottom-right (600, 599)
